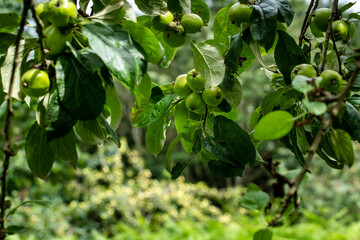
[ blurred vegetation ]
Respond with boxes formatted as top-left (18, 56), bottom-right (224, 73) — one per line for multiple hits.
top-left (1, 0), bottom-right (360, 239)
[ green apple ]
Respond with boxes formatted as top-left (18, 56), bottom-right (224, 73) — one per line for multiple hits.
top-left (163, 29), bottom-right (186, 48)
top-left (186, 69), bottom-right (205, 91)
top-left (21, 69), bottom-right (50, 98)
top-left (151, 11), bottom-right (174, 32)
top-left (313, 8), bottom-right (332, 32)
top-left (48, 0), bottom-right (77, 27)
top-left (185, 92), bottom-right (206, 114)
top-left (181, 13), bottom-right (203, 34)
top-left (174, 74), bottom-right (192, 98)
top-left (332, 20), bottom-right (348, 41)
top-left (347, 21), bottom-right (356, 39)
top-left (228, 3), bottom-right (252, 26)
top-left (44, 25), bottom-right (72, 55)
top-left (202, 86), bottom-right (224, 107)
top-left (319, 70), bottom-right (342, 93)
top-left (291, 63), bottom-right (317, 81)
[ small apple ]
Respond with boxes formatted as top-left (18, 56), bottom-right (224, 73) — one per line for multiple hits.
top-left (346, 21), bottom-right (355, 39)
top-left (185, 92), bottom-right (206, 114)
top-left (163, 29), bottom-right (186, 48)
top-left (174, 74), bottom-right (192, 98)
top-left (291, 63), bottom-right (317, 81)
top-left (332, 20), bottom-right (348, 41)
top-left (319, 70), bottom-right (342, 93)
top-left (48, 0), bottom-right (77, 27)
top-left (186, 69), bottom-right (205, 91)
top-left (202, 86), bottom-right (224, 107)
top-left (313, 8), bottom-right (332, 32)
top-left (21, 69), bottom-right (50, 98)
top-left (181, 13), bottom-right (203, 34)
top-left (44, 25), bottom-right (72, 55)
top-left (151, 11), bottom-right (174, 32)
top-left (228, 3), bottom-right (252, 27)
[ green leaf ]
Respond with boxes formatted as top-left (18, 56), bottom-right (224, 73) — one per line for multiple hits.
top-left (136, 73), bottom-right (152, 105)
top-left (250, 0), bottom-right (278, 51)
top-left (156, 31), bottom-right (178, 68)
top-left (224, 33), bottom-right (243, 78)
top-left (275, 0), bottom-right (294, 26)
top-left (240, 190), bottom-right (270, 211)
top-left (303, 98), bottom-right (327, 116)
top-left (99, 114), bottom-right (121, 147)
top-left (214, 116), bottom-right (256, 166)
top-left (135, 0), bottom-right (168, 15)
top-left (70, 47), bottom-right (104, 74)
top-left (254, 110), bottom-right (294, 140)
top-left (342, 102), bottom-right (360, 143)
top-left (122, 20), bottom-right (163, 65)
top-left (49, 129), bottom-right (78, 169)
top-left (0, 13), bottom-right (21, 33)
top-left (146, 115), bottom-right (169, 157)
top-left (25, 122), bottom-right (55, 179)
top-left (261, 87), bottom-right (300, 115)
top-left (43, 93), bottom-right (77, 141)
top-left (330, 129), bottom-right (355, 166)
top-left (75, 120), bottom-right (104, 145)
top-left (167, 0), bottom-right (191, 14)
top-left (56, 55), bottom-right (105, 121)
top-left (165, 134), bottom-right (183, 172)
top-left (174, 100), bottom-right (194, 153)
top-left (292, 75), bottom-right (314, 93)
top-left (208, 160), bottom-right (244, 178)
top-left (1, 39), bottom-right (36, 101)
top-left (133, 93), bottom-right (177, 127)
top-left (88, 0), bottom-right (126, 24)
top-left (171, 162), bottom-right (189, 179)
top-left (339, 2), bottom-right (356, 13)
top-left (348, 12), bottom-right (360, 20)
top-left (191, 41), bottom-right (225, 89)
top-left (213, 4), bottom-right (240, 51)
top-left (347, 96), bottom-right (360, 109)
top-left (83, 23), bottom-right (146, 91)
top-left (250, 107), bottom-right (262, 131)
top-left (105, 85), bottom-right (122, 129)
top-left (201, 137), bottom-right (234, 165)
top-left (0, 33), bottom-right (16, 53)
top-left (253, 229), bottom-right (273, 240)
top-left (275, 30), bottom-right (307, 84)
top-left (6, 225), bottom-right (27, 235)
top-left (191, 0), bottom-right (210, 25)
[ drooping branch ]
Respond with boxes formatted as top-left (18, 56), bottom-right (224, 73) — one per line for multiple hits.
top-left (0, 0), bottom-right (31, 239)
top-left (298, 0), bottom-right (320, 46)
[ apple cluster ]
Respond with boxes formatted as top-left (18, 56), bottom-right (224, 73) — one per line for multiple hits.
top-left (151, 11), bottom-right (204, 48)
top-left (291, 63), bottom-right (343, 94)
top-left (312, 8), bottom-right (355, 41)
top-left (174, 69), bottom-right (224, 114)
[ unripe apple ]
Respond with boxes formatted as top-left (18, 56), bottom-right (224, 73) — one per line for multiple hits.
top-left (151, 11), bottom-right (174, 32)
top-left (181, 13), bottom-right (203, 34)
top-left (21, 69), bottom-right (50, 98)
top-left (228, 3), bottom-right (252, 27)
top-left (332, 20), bottom-right (348, 41)
top-left (48, 0), bottom-right (77, 27)
top-left (291, 64), bottom-right (317, 81)
top-left (163, 29), bottom-right (186, 48)
top-left (174, 74), bottom-right (192, 98)
top-left (313, 8), bottom-right (332, 32)
top-left (185, 92), bottom-right (206, 114)
top-left (44, 25), bottom-right (72, 55)
top-left (319, 70), bottom-right (342, 93)
top-left (202, 86), bottom-right (224, 107)
top-left (186, 69), bottom-right (205, 91)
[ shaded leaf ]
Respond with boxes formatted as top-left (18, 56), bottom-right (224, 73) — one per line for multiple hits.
top-left (240, 190), bottom-right (270, 211)
top-left (49, 129), bottom-right (78, 169)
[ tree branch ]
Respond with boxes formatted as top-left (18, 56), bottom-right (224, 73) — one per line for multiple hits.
top-left (298, 0), bottom-right (320, 46)
top-left (0, 0), bottom-right (30, 239)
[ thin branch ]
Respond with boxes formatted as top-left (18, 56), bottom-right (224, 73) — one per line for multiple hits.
top-left (29, 1), bottom-right (48, 68)
top-left (1, 0), bottom-right (30, 239)
top-left (298, 0), bottom-right (316, 46)
top-left (330, 31), bottom-right (343, 76)
top-left (321, 0), bottom-right (339, 72)
top-left (268, 118), bottom-right (331, 226)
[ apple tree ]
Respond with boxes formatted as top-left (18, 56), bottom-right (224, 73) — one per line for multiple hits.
top-left (0, 0), bottom-right (360, 238)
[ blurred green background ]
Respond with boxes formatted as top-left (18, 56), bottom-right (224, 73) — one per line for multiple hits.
top-left (0, 0), bottom-right (360, 239)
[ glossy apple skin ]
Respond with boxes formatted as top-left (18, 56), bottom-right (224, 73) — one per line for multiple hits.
top-left (186, 69), bottom-right (205, 91)
top-left (48, 0), bottom-right (77, 27)
top-left (186, 92), bottom-right (206, 114)
top-left (313, 8), bottom-right (332, 32)
top-left (21, 69), bottom-right (50, 98)
top-left (332, 20), bottom-right (348, 41)
top-left (174, 74), bottom-right (192, 98)
top-left (228, 3), bottom-right (252, 26)
top-left (291, 64), bottom-right (317, 81)
top-left (152, 11), bottom-right (174, 32)
top-left (319, 70), bottom-right (342, 93)
top-left (181, 13), bottom-right (203, 34)
top-left (44, 25), bottom-right (72, 55)
top-left (202, 86), bottom-right (224, 107)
